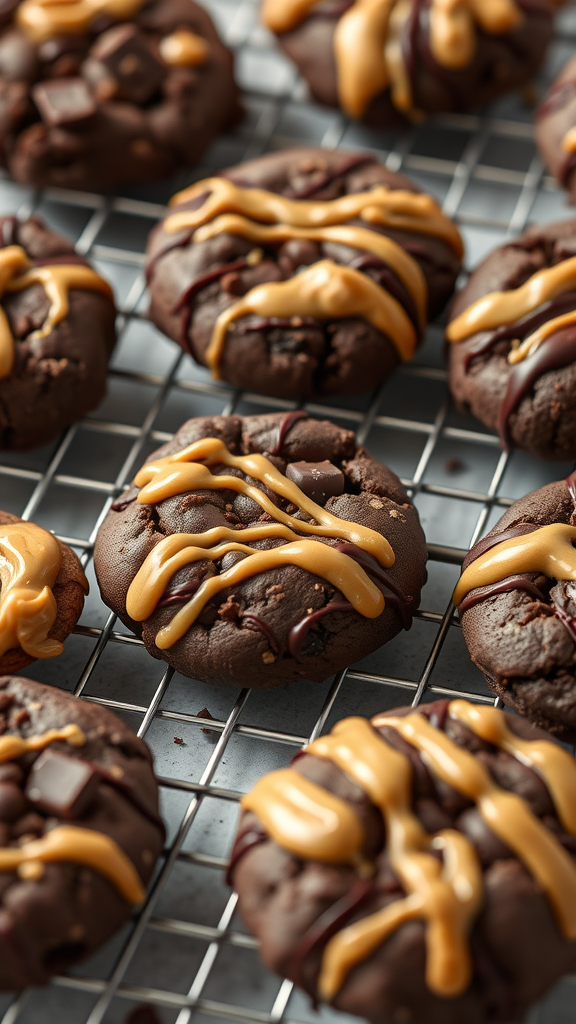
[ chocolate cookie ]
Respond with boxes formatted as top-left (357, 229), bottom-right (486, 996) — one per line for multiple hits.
top-left (454, 474), bottom-right (576, 739)
top-left (93, 412), bottom-right (428, 689)
top-left (260, 0), bottom-right (553, 128)
top-left (446, 217), bottom-right (576, 461)
top-left (0, 675), bottom-right (164, 990)
top-left (0, 510), bottom-right (88, 675)
top-left (0, 0), bottom-right (239, 191)
top-left (146, 147), bottom-right (463, 400)
top-left (229, 698), bottom-right (576, 1024)
top-left (536, 54), bottom-right (576, 203)
top-left (0, 214), bottom-right (116, 450)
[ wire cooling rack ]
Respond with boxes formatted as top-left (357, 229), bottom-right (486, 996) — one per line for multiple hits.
top-left (1, 2), bottom-right (576, 1021)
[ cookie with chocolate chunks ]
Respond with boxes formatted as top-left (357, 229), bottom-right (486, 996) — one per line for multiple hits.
top-left (93, 412), bottom-right (428, 689)
top-left (0, 675), bottom-right (164, 990)
top-left (230, 698), bottom-right (576, 1024)
top-left (447, 217), bottom-right (576, 461)
top-left (536, 54), bottom-right (576, 204)
top-left (454, 474), bottom-right (576, 739)
top-left (146, 147), bottom-right (463, 400)
top-left (0, 510), bottom-right (88, 675)
top-left (0, 0), bottom-right (239, 190)
top-left (260, 0), bottom-right (553, 128)
top-left (0, 214), bottom-right (116, 450)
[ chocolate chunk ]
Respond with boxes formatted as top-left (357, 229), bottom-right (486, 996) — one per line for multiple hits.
top-left (32, 77), bottom-right (97, 128)
top-left (25, 750), bottom-right (99, 819)
top-left (90, 24), bottom-right (165, 104)
top-left (285, 460), bottom-right (344, 504)
top-left (126, 1005), bottom-right (163, 1024)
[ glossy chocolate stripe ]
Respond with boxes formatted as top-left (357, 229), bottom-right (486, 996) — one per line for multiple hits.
top-left (461, 524), bottom-right (539, 573)
top-left (458, 574), bottom-right (550, 614)
top-left (270, 410), bottom-right (309, 455)
top-left (462, 292), bottom-right (576, 372)
top-left (289, 601), bottom-right (354, 658)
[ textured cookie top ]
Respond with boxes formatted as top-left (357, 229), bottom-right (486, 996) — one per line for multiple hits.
top-left (0, 675), bottom-right (164, 987)
top-left (447, 217), bottom-right (576, 451)
top-left (146, 147), bottom-right (462, 399)
top-left (231, 698), bottom-right (576, 1008)
top-left (94, 412), bottom-right (427, 688)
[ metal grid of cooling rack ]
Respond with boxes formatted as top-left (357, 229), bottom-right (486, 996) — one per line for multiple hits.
top-left (0, 1), bottom-right (576, 1021)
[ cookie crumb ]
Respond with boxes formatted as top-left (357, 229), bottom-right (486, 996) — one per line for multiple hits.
top-left (262, 651), bottom-right (276, 664)
top-left (445, 457), bottom-right (465, 473)
top-left (369, 498), bottom-right (384, 509)
top-left (173, 736), bottom-right (184, 746)
top-left (197, 707), bottom-right (218, 737)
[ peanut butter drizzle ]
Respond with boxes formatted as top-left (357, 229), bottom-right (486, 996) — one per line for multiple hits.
top-left (0, 723), bottom-right (85, 764)
top-left (127, 438), bottom-right (393, 648)
top-left (192, 213), bottom-right (427, 331)
top-left (453, 524), bottom-right (576, 607)
top-left (167, 177), bottom-right (463, 257)
top-left (207, 260), bottom-right (416, 377)
top-left (261, 0), bottom-right (523, 116)
top-left (0, 521), bottom-right (68, 660)
top-left (159, 30), bottom-right (209, 67)
top-left (507, 308), bottom-right (576, 365)
top-left (0, 825), bottom-right (145, 904)
top-left (563, 127), bottom-right (576, 155)
top-left (307, 717), bottom-right (482, 999)
top-left (447, 255), bottom-right (576, 345)
top-left (0, 245), bottom-right (113, 381)
top-left (0, 723), bottom-right (144, 904)
top-left (17, 0), bottom-right (145, 43)
top-left (241, 700), bottom-right (576, 1002)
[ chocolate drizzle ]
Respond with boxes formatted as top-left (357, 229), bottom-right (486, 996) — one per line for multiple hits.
top-left (270, 410), bottom-right (309, 455)
top-left (349, 254), bottom-right (419, 330)
top-left (461, 524), bottom-right (540, 573)
top-left (171, 257), bottom-right (249, 315)
top-left (566, 470), bottom-right (576, 507)
top-left (498, 325), bottom-right (576, 449)
top-left (458, 575), bottom-right (551, 614)
top-left (225, 820), bottom-right (268, 887)
top-left (111, 492), bottom-right (136, 512)
top-left (285, 879), bottom-right (376, 997)
top-left (462, 292), bottom-right (576, 373)
top-left (240, 613), bottom-right (280, 654)
top-left (157, 579), bottom-right (201, 609)
top-left (288, 601), bottom-right (354, 658)
top-left (282, 155), bottom-right (375, 200)
top-left (335, 541), bottom-right (412, 629)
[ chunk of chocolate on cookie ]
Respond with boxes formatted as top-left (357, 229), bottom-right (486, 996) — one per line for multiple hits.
top-left (285, 461), bottom-right (344, 504)
top-left (26, 750), bottom-right (99, 819)
top-left (89, 24), bottom-right (165, 104)
top-left (32, 76), bottom-right (96, 127)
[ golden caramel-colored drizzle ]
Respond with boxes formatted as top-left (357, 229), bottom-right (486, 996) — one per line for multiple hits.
top-left (16, 0), bottom-right (145, 43)
top-left (447, 255), bottom-right (576, 344)
top-left (372, 710), bottom-right (576, 941)
top-left (127, 438), bottom-right (393, 647)
top-left (448, 700), bottom-right (576, 836)
top-left (0, 724), bottom-right (86, 764)
top-left (192, 214), bottom-right (427, 331)
top-left (159, 30), bottom-right (209, 67)
top-left (563, 127), bottom-right (576, 155)
top-left (240, 700), bottom-right (576, 1001)
top-left (0, 521), bottom-right (69, 660)
top-left (507, 308), bottom-right (576, 364)
top-left (206, 260), bottom-right (417, 377)
top-left (166, 177), bottom-right (464, 257)
top-left (0, 825), bottom-right (145, 903)
top-left (261, 0), bottom-right (523, 116)
top-left (453, 523), bottom-right (576, 607)
top-left (0, 245), bottom-right (113, 381)
top-left (307, 718), bottom-right (482, 999)
top-left (242, 768), bottom-right (365, 866)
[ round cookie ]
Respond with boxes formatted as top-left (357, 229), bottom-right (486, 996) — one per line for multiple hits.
top-left (0, 214), bottom-right (116, 450)
top-left (446, 217), bottom-right (576, 461)
top-left (146, 147), bottom-right (463, 400)
top-left (536, 54), bottom-right (576, 203)
top-left (0, 0), bottom-right (239, 191)
top-left (229, 698), bottom-right (576, 1024)
top-left (93, 411), bottom-right (428, 689)
top-left (260, 0), bottom-right (553, 128)
top-left (454, 474), bottom-right (576, 740)
top-left (0, 675), bottom-right (164, 990)
top-left (0, 510), bottom-right (88, 675)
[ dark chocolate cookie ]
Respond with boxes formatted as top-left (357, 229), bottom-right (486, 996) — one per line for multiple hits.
top-left (260, 0), bottom-right (553, 128)
top-left (0, 0), bottom-right (239, 191)
top-left (93, 411), bottom-right (428, 689)
top-left (146, 147), bottom-right (463, 400)
top-left (0, 675), bottom-right (164, 990)
top-left (454, 474), bottom-right (576, 739)
top-left (0, 509), bottom-right (88, 675)
top-left (0, 214), bottom-right (116, 450)
top-left (230, 698), bottom-right (576, 1024)
top-left (535, 54), bottom-right (576, 203)
top-left (446, 217), bottom-right (576, 460)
